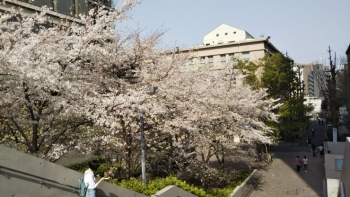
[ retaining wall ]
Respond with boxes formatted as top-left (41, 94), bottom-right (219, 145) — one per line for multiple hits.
top-left (0, 145), bottom-right (147, 197)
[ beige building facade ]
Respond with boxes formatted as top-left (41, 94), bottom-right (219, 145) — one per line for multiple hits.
top-left (181, 24), bottom-right (280, 71)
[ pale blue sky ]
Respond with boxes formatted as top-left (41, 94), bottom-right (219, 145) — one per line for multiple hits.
top-left (120, 0), bottom-right (350, 64)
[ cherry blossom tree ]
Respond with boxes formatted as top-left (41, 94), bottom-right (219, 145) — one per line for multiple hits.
top-left (0, 1), bottom-right (278, 186)
top-left (0, 1), bottom-right (162, 161)
top-left (134, 53), bottom-right (280, 185)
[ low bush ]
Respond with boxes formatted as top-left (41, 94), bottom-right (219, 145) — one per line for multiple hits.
top-left (111, 171), bottom-right (250, 197)
top-left (67, 158), bottom-right (107, 177)
top-left (68, 160), bottom-right (251, 197)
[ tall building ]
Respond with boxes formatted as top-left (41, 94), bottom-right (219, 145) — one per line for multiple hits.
top-left (0, 0), bottom-right (112, 22)
top-left (181, 24), bottom-right (280, 70)
top-left (295, 60), bottom-right (328, 98)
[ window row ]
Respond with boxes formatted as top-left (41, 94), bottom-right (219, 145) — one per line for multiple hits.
top-left (216, 31), bottom-right (236, 37)
top-left (185, 52), bottom-right (250, 70)
top-left (18, 0), bottom-right (111, 17)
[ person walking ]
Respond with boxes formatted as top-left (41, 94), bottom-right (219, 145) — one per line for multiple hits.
top-left (295, 156), bottom-right (302, 172)
top-left (307, 136), bottom-right (312, 147)
top-left (84, 160), bottom-right (110, 197)
top-left (303, 155), bottom-right (308, 172)
top-left (312, 142), bottom-right (316, 157)
top-left (318, 144), bottom-right (324, 156)
top-left (311, 128), bottom-right (315, 137)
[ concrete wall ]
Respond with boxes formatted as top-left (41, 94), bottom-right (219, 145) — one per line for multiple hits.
top-left (327, 178), bottom-right (339, 197)
top-left (0, 145), bottom-right (147, 197)
top-left (151, 185), bottom-right (198, 197)
top-left (230, 169), bottom-right (262, 197)
top-left (325, 142), bottom-right (345, 154)
top-left (339, 137), bottom-right (350, 196)
top-left (325, 154), bottom-right (343, 179)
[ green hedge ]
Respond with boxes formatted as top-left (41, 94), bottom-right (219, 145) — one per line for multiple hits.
top-left (66, 158), bottom-right (108, 177)
top-left (110, 171), bottom-right (250, 197)
top-left (68, 160), bottom-right (250, 197)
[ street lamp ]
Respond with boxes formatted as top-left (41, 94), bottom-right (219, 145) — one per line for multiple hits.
top-left (140, 110), bottom-right (146, 185)
top-left (140, 86), bottom-right (158, 185)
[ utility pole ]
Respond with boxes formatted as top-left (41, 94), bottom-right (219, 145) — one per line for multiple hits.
top-left (140, 110), bottom-right (146, 185)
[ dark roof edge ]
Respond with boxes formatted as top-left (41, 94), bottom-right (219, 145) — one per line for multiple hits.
top-left (346, 44), bottom-right (350, 55)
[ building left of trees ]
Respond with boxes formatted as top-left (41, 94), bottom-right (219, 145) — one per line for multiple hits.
top-left (0, 0), bottom-right (112, 23)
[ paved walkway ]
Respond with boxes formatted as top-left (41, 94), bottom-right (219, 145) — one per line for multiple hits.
top-left (250, 121), bottom-right (326, 197)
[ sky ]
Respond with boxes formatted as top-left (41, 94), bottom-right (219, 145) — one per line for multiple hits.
top-left (119, 0), bottom-right (350, 65)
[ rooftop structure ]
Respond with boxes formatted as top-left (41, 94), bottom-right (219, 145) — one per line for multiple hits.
top-left (181, 24), bottom-right (279, 71)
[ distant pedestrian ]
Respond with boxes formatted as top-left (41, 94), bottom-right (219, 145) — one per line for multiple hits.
top-left (307, 136), bottom-right (311, 147)
top-left (311, 128), bottom-right (315, 137)
top-left (295, 156), bottom-right (302, 172)
top-left (267, 153), bottom-right (272, 163)
top-left (312, 143), bottom-right (316, 157)
top-left (303, 156), bottom-right (308, 172)
top-left (318, 118), bottom-right (321, 125)
top-left (321, 119), bottom-right (324, 125)
top-left (318, 144), bottom-right (324, 156)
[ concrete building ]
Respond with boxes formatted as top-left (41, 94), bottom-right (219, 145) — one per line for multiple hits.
top-left (295, 61), bottom-right (327, 98)
top-left (0, 0), bottom-right (112, 23)
top-left (324, 137), bottom-right (350, 197)
top-left (181, 24), bottom-right (280, 70)
top-left (304, 96), bottom-right (323, 119)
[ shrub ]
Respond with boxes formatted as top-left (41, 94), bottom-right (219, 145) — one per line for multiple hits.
top-left (112, 172), bottom-right (250, 197)
top-left (69, 160), bottom-right (251, 197)
top-left (113, 176), bottom-right (211, 197)
top-left (67, 158), bottom-right (107, 177)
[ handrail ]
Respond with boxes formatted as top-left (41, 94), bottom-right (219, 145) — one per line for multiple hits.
top-left (0, 165), bottom-right (77, 191)
top-left (323, 179), bottom-right (328, 197)
top-left (339, 181), bottom-right (346, 197)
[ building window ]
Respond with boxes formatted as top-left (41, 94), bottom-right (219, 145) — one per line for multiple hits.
top-left (29, 0), bottom-right (54, 8)
top-left (242, 51), bottom-right (250, 61)
top-left (233, 31), bottom-right (236, 34)
top-left (220, 55), bottom-right (226, 67)
top-left (225, 32), bottom-right (228, 35)
top-left (208, 56), bottom-right (214, 68)
top-left (57, 0), bottom-right (76, 16)
top-left (335, 158), bottom-right (343, 170)
top-left (220, 55), bottom-right (226, 63)
top-left (200, 57), bottom-right (205, 67)
top-left (216, 34), bottom-right (219, 37)
top-left (228, 53), bottom-right (235, 61)
top-left (189, 59), bottom-right (194, 69)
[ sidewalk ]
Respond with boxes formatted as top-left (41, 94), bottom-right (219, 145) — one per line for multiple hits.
top-left (250, 121), bottom-right (326, 197)
top-left (250, 151), bottom-right (324, 197)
